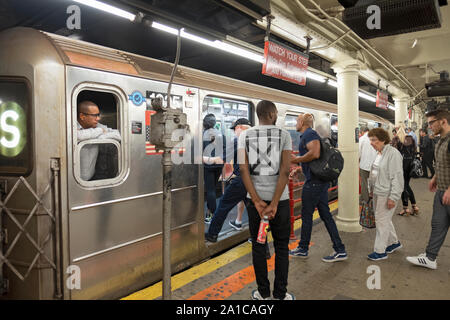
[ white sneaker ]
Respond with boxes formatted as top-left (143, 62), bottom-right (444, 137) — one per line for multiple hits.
top-left (406, 253), bottom-right (437, 270)
top-left (251, 289), bottom-right (271, 300)
top-left (274, 292), bottom-right (295, 300)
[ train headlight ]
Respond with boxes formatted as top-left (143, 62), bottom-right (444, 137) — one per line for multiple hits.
top-left (0, 101), bottom-right (27, 157)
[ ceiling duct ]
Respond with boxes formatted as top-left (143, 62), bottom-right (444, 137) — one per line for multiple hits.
top-left (425, 71), bottom-right (450, 97)
top-left (342, 0), bottom-right (444, 39)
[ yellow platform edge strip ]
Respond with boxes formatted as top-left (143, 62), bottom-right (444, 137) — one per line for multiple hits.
top-left (121, 201), bottom-right (338, 300)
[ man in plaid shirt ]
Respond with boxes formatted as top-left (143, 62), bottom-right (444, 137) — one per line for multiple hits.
top-left (407, 109), bottom-right (450, 269)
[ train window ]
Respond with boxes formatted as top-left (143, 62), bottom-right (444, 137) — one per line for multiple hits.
top-left (0, 78), bottom-right (32, 176)
top-left (285, 113), bottom-right (302, 152)
top-left (73, 86), bottom-right (126, 187)
top-left (330, 115), bottom-right (338, 147)
top-left (202, 96), bottom-right (252, 140)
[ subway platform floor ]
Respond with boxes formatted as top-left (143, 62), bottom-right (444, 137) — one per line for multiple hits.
top-left (123, 177), bottom-right (449, 300)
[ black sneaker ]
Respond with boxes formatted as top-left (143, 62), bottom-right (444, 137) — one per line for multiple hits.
top-left (229, 220), bottom-right (242, 231)
top-left (205, 232), bottom-right (218, 243)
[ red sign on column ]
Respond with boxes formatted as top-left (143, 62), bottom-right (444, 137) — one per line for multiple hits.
top-left (376, 90), bottom-right (388, 109)
top-left (262, 39), bottom-right (309, 86)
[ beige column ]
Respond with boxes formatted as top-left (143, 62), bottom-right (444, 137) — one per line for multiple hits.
top-left (332, 60), bottom-right (363, 233)
top-left (394, 96), bottom-right (410, 128)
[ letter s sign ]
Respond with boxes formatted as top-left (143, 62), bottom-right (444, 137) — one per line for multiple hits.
top-left (0, 101), bottom-right (27, 157)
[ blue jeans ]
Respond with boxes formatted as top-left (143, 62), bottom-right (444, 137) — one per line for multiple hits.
top-left (298, 181), bottom-right (345, 253)
top-left (208, 177), bottom-right (247, 236)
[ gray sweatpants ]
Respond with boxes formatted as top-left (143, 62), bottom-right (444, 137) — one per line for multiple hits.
top-left (425, 190), bottom-right (450, 260)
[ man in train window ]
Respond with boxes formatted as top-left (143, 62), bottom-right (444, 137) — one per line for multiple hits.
top-left (77, 100), bottom-right (121, 181)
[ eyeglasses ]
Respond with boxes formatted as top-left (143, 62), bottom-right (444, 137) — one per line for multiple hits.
top-left (427, 119), bottom-right (439, 127)
top-left (83, 112), bottom-right (101, 118)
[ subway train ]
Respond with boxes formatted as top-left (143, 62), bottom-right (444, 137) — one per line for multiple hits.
top-left (0, 27), bottom-right (393, 300)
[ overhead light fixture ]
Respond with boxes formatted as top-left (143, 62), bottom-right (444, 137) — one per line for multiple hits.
top-left (358, 92), bottom-right (377, 102)
top-left (327, 79), bottom-right (338, 88)
top-left (306, 71), bottom-right (326, 83)
top-left (73, 0), bottom-right (136, 21)
top-left (388, 104), bottom-right (396, 110)
top-left (152, 22), bottom-right (264, 63)
top-left (411, 39), bottom-right (418, 48)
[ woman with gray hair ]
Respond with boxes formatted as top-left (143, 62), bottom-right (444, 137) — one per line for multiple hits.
top-left (367, 128), bottom-right (405, 261)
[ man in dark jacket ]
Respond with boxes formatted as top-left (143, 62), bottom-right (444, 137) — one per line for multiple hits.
top-left (419, 129), bottom-right (435, 178)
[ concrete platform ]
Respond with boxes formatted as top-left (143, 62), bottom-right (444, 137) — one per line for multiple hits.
top-left (124, 178), bottom-right (450, 300)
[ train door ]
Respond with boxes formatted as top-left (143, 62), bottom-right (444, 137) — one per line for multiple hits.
top-left (65, 66), bottom-right (201, 299)
top-left (201, 95), bottom-right (253, 242)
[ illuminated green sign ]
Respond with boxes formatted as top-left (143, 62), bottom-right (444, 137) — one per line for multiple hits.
top-left (0, 101), bottom-right (27, 157)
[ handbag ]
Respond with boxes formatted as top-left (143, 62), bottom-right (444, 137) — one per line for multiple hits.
top-left (410, 157), bottom-right (423, 178)
top-left (360, 198), bottom-right (376, 228)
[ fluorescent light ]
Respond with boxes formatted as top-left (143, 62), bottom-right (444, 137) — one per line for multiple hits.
top-left (214, 41), bottom-right (264, 63)
top-left (388, 104), bottom-right (396, 110)
top-left (327, 79), bottom-right (338, 88)
top-left (358, 92), bottom-right (377, 102)
top-left (152, 22), bottom-right (179, 35)
top-left (152, 21), bottom-right (264, 63)
top-left (306, 71), bottom-right (326, 83)
top-left (74, 0), bottom-right (136, 21)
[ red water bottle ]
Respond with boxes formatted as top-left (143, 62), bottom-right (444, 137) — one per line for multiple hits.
top-left (257, 216), bottom-right (269, 244)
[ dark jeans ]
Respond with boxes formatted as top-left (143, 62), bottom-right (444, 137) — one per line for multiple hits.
top-left (204, 167), bottom-right (222, 214)
top-left (246, 199), bottom-right (290, 299)
top-left (422, 155), bottom-right (435, 178)
top-left (426, 190), bottom-right (450, 260)
top-left (208, 177), bottom-right (246, 236)
top-left (298, 181), bottom-right (345, 253)
top-left (402, 160), bottom-right (416, 207)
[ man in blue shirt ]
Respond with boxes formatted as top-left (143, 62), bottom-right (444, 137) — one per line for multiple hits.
top-left (289, 114), bottom-right (347, 262)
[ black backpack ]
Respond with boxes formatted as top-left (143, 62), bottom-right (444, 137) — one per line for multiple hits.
top-left (309, 138), bottom-right (344, 182)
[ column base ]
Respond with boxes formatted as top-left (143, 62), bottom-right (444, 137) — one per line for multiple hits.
top-left (335, 217), bottom-right (362, 233)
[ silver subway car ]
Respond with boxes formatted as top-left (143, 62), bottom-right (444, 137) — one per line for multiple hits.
top-left (0, 27), bottom-right (392, 300)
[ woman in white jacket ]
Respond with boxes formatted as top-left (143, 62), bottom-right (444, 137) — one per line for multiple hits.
top-left (367, 128), bottom-right (405, 261)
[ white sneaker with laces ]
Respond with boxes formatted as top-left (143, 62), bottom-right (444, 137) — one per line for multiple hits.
top-left (251, 289), bottom-right (271, 300)
top-left (406, 253), bottom-right (437, 270)
top-left (274, 292), bottom-right (295, 300)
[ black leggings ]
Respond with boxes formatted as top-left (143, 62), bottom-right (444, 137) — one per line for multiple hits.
top-left (401, 160), bottom-right (416, 207)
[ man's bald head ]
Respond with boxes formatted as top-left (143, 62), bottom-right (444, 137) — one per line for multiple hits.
top-left (78, 100), bottom-right (101, 129)
top-left (296, 113), bottom-right (314, 132)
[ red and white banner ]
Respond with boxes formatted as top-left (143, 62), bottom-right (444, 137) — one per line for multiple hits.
top-left (376, 90), bottom-right (388, 110)
top-left (262, 39), bottom-right (309, 86)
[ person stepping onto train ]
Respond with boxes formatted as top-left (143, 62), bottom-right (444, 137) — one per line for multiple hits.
top-left (289, 114), bottom-right (348, 263)
top-left (239, 100), bottom-right (294, 300)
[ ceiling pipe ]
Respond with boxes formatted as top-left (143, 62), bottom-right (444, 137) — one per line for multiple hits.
top-left (301, 0), bottom-right (418, 96)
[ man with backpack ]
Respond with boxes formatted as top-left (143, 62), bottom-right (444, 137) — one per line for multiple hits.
top-left (289, 114), bottom-right (348, 262)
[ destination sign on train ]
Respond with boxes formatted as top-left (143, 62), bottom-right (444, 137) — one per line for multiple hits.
top-left (262, 39), bottom-right (309, 86)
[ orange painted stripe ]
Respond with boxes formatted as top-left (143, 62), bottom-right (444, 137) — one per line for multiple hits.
top-left (65, 51), bottom-right (138, 75)
top-left (187, 241), bottom-right (314, 300)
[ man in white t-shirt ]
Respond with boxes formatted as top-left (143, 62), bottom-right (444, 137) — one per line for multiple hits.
top-left (359, 126), bottom-right (378, 203)
top-left (238, 100), bottom-right (294, 300)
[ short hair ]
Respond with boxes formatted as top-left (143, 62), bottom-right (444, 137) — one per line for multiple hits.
top-left (360, 126), bottom-right (369, 133)
top-left (425, 109), bottom-right (450, 123)
top-left (256, 100), bottom-right (277, 120)
top-left (77, 100), bottom-right (97, 117)
top-left (368, 128), bottom-right (391, 145)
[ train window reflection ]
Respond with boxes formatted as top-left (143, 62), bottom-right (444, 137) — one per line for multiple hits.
top-left (285, 113), bottom-right (303, 152)
top-left (80, 143), bottom-right (119, 181)
top-left (0, 79), bottom-right (32, 176)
